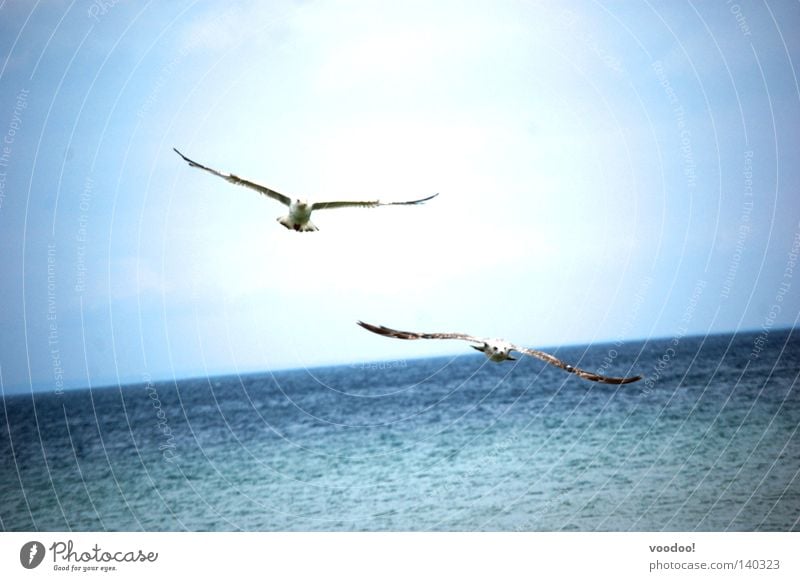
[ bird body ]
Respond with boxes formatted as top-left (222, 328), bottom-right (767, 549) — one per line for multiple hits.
top-left (471, 339), bottom-right (518, 362)
top-left (281, 200), bottom-right (316, 232)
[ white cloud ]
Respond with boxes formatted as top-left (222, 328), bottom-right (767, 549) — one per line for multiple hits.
top-left (177, 2), bottom-right (293, 54)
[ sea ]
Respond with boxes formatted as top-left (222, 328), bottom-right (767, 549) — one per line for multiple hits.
top-left (1, 330), bottom-right (798, 531)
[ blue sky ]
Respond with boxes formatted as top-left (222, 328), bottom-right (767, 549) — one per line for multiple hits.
top-left (0, 0), bottom-right (798, 393)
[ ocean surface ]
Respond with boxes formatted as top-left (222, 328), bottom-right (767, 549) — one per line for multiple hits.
top-left (2, 330), bottom-right (798, 531)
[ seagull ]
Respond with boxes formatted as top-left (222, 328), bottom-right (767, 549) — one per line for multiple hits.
top-left (357, 321), bottom-right (642, 384)
top-left (173, 148), bottom-right (438, 232)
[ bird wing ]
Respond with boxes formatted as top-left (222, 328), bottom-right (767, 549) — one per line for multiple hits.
top-left (312, 193), bottom-right (438, 211)
top-left (514, 345), bottom-right (642, 385)
top-left (173, 148), bottom-right (291, 207)
top-left (357, 321), bottom-right (482, 344)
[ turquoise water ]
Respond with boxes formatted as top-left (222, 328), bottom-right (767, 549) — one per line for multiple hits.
top-left (2, 330), bottom-right (798, 531)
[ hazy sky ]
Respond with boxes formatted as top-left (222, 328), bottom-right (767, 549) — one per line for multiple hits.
top-left (1, 1), bottom-right (798, 393)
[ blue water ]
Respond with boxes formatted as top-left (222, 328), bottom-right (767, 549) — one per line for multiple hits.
top-left (2, 330), bottom-right (798, 531)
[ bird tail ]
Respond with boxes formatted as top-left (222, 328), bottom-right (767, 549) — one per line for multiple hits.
top-left (277, 216), bottom-right (318, 232)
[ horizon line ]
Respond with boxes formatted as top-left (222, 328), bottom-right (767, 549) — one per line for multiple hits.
top-left (2, 325), bottom-right (796, 397)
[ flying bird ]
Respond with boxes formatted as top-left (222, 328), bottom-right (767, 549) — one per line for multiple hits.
top-left (357, 321), bottom-right (642, 384)
top-left (173, 148), bottom-right (438, 232)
